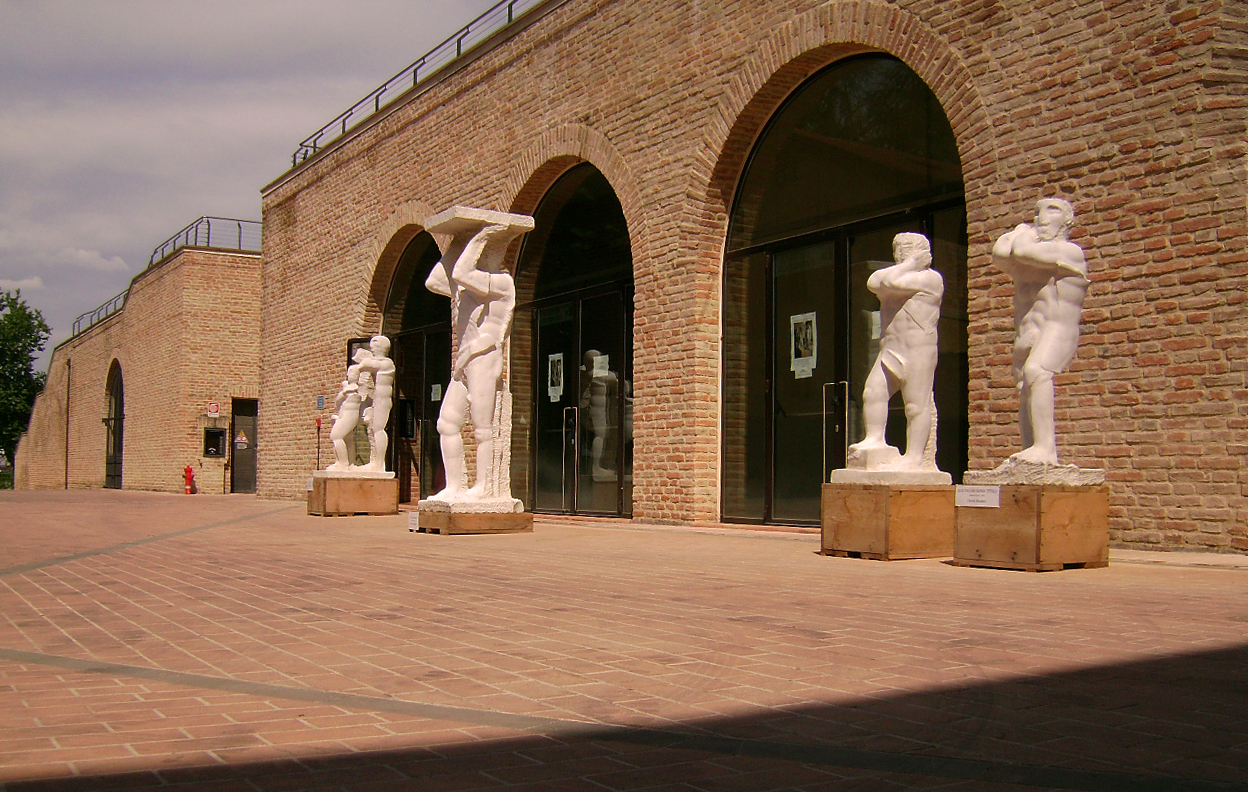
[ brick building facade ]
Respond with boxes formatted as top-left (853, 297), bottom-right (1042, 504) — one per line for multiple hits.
top-left (18, 0), bottom-right (1248, 551)
top-left (16, 246), bottom-right (262, 495)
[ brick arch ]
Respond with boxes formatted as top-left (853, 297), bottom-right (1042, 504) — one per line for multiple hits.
top-left (500, 123), bottom-right (650, 285)
top-left (361, 199), bottom-right (438, 334)
top-left (697, 0), bottom-right (996, 247)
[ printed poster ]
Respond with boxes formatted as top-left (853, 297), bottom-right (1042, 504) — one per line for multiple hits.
top-left (548, 353), bottom-right (564, 402)
top-left (790, 312), bottom-right (817, 379)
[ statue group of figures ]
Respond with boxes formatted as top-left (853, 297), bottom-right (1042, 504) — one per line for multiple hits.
top-left (325, 206), bottom-right (532, 509)
top-left (327, 335), bottom-right (395, 475)
top-left (325, 197), bottom-right (1099, 497)
top-left (839, 197), bottom-right (1101, 484)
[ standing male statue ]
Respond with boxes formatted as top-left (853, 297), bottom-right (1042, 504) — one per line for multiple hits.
top-left (991, 198), bottom-right (1088, 466)
top-left (357, 335), bottom-right (395, 472)
top-left (847, 232), bottom-right (944, 473)
top-left (423, 207), bottom-right (534, 504)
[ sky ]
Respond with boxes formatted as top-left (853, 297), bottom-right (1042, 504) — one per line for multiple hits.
top-left (0, 0), bottom-right (499, 370)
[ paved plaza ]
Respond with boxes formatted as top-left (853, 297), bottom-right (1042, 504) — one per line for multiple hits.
top-left (0, 489), bottom-right (1245, 791)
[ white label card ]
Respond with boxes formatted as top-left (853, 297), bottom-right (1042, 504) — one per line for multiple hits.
top-left (956, 485), bottom-right (1000, 508)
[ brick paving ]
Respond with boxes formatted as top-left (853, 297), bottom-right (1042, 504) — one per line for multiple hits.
top-left (0, 489), bottom-right (1245, 791)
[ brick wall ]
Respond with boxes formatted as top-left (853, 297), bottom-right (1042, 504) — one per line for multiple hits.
top-left (16, 249), bottom-right (261, 494)
top-left (246, 0), bottom-right (1241, 550)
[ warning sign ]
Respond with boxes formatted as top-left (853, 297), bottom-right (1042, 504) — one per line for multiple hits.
top-left (235, 430), bottom-right (248, 449)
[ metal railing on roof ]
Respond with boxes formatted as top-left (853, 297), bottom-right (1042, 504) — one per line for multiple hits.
top-left (148, 217), bottom-right (261, 266)
top-left (70, 217), bottom-right (261, 338)
top-left (290, 0), bottom-right (543, 168)
top-left (71, 288), bottom-right (128, 337)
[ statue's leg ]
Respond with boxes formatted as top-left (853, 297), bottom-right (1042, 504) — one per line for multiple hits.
top-left (1015, 358), bottom-right (1058, 464)
top-left (464, 353), bottom-right (504, 495)
top-left (432, 381), bottom-right (469, 497)
top-left (900, 370), bottom-right (936, 467)
top-left (856, 362), bottom-right (891, 448)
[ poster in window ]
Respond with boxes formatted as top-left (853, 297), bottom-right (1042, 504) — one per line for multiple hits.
top-left (790, 312), bottom-right (817, 379)
top-left (548, 353), bottom-right (564, 402)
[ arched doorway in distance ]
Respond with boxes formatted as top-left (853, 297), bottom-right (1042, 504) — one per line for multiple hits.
top-left (104, 360), bottom-right (123, 489)
top-left (381, 231), bottom-right (452, 503)
top-left (514, 163), bottom-right (634, 517)
top-left (722, 53), bottom-right (969, 525)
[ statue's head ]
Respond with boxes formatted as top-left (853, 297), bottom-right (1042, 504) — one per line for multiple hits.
top-left (893, 232), bottom-right (932, 268)
top-left (1034, 198), bottom-right (1075, 241)
top-left (369, 335), bottom-right (391, 357)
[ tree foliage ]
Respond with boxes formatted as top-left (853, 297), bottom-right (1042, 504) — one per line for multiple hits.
top-left (0, 290), bottom-right (51, 468)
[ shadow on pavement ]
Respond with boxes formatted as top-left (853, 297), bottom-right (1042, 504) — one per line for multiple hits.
top-left (5, 642), bottom-right (1247, 791)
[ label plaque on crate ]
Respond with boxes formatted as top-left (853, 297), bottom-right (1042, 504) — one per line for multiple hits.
top-left (956, 485), bottom-right (1000, 508)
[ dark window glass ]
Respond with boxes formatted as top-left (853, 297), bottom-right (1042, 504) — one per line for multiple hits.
top-left (728, 55), bottom-right (962, 252)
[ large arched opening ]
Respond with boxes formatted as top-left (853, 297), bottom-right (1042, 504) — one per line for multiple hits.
top-left (380, 231), bottom-right (451, 503)
top-left (104, 360), bottom-right (124, 489)
top-left (514, 163), bottom-right (634, 516)
top-left (722, 53), bottom-right (968, 525)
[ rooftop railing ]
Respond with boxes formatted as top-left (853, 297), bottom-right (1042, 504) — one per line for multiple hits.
top-left (290, 0), bottom-right (545, 168)
top-left (148, 216), bottom-right (261, 266)
top-left (71, 288), bottom-right (128, 337)
top-left (70, 217), bottom-right (261, 338)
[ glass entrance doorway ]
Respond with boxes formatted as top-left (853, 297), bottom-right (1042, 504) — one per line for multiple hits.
top-left (722, 53), bottom-right (968, 525)
top-left (104, 362), bottom-right (123, 489)
top-left (746, 210), bottom-right (965, 523)
top-left (533, 289), bottom-right (632, 515)
top-left (516, 163), bottom-right (634, 517)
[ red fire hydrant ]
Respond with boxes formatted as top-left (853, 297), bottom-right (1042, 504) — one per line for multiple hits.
top-left (184, 465), bottom-right (195, 495)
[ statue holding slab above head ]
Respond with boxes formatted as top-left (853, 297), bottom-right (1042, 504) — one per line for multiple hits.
top-left (834, 232), bottom-right (949, 485)
top-left (422, 206), bottom-right (534, 510)
top-left (966, 198), bottom-right (1103, 485)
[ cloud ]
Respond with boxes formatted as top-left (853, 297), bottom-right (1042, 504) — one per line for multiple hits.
top-left (0, 276), bottom-right (44, 291)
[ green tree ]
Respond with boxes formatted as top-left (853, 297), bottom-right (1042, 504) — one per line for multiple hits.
top-left (0, 290), bottom-right (51, 472)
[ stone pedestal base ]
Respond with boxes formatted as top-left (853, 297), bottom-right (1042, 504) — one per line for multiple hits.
top-left (307, 473), bottom-right (399, 516)
top-left (953, 485), bottom-right (1109, 572)
top-left (821, 483), bottom-right (955, 560)
top-left (412, 500), bottom-right (533, 535)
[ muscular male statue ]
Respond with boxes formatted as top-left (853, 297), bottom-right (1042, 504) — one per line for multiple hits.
top-left (992, 198), bottom-right (1089, 465)
top-left (425, 224), bottom-right (517, 500)
top-left (849, 232), bottom-right (944, 470)
top-left (357, 335), bottom-right (395, 472)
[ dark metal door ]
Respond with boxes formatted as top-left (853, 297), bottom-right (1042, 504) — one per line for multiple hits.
top-left (230, 400), bottom-right (258, 493)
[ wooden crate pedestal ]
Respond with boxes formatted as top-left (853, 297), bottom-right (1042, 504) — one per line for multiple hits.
top-left (412, 505), bottom-right (533, 535)
top-left (954, 485), bottom-right (1108, 572)
top-left (821, 484), bottom-right (955, 560)
top-left (307, 475), bottom-right (398, 516)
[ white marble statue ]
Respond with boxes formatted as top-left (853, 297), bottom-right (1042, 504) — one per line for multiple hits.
top-left (834, 233), bottom-right (949, 485)
top-left (325, 336), bottom-right (395, 477)
top-left (967, 198), bottom-right (1103, 485)
top-left (357, 335), bottom-right (395, 472)
top-left (422, 206), bottom-right (534, 509)
top-left (327, 347), bottom-right (370, 472)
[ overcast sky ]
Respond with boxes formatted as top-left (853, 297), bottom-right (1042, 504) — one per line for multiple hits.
top-left (0, 0), bottom-right (499, 370)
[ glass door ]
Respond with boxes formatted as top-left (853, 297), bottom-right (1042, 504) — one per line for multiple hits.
top-left (771, 242), bottom-right (838, 523)
top-left (532, 289), bottom-right (631, 516)
top-left (392, 328), bottom-right (450, 503)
